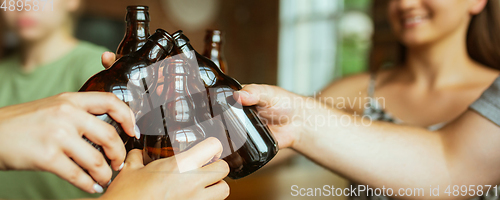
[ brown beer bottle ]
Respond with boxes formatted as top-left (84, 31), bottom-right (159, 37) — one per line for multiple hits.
top-left (202, 30), bottom-right (228, 73)
top-left (115, 5), bottom-right (151, 151)
top-left (116, 6), bottom-right (150, 59)
top-left (158, 30), bottom-right (278, 179)
top-left (141, 59), bottom-right (225, 164)
top-left (79, 29), bottom-right (175, 158)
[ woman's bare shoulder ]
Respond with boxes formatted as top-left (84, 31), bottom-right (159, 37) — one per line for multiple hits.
top-left (318, 73), bottom-right (371, 112)
top-left (478, 65), bottom-right (500, 80)
top-left (467, 63), bottom-right (500, 88)
top-left (319, 73), bottom-right (371, 99)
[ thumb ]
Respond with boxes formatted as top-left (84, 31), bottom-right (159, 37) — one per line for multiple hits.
top-left (174, 137), bottom-right (223, 173)
top-left (101, 52), bottom-right (117, 69)
top-left (124, 149), bottom-right (144, 170)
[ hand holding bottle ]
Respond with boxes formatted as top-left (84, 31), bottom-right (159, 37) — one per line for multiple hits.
top-left (0, 92), bottom-right (137, 193)
top-left (237, 84), bottom-right (308, 149)
top-left (99, 138), bottom-right (230, 200)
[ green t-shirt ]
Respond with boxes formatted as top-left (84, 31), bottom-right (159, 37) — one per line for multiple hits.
top-left (0, 41), bottom-right (107, 199)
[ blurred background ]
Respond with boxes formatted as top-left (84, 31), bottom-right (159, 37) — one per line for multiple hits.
top-left (0, 0), bottom-right (400, 199)
top-left (0, 0), bottom-right (401, 96)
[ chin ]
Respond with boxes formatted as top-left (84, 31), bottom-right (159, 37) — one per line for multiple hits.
top-left (399, 34), bottom-right (434, 48)
top-left (17, 29), bottom-right (46, 43)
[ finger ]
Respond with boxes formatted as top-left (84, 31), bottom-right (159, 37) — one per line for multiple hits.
top-left (67, 108), bottom-right (126, 171)
top-left (124, 149), bottom-right (144, 170)
top-left (200, 180), bottom-right (230, 200)
top-left (62, 136), bottom-right (112, 186)
top-left (62, 92), bottom-right (137, 139)
top-left (101, 52), bottom-right (116, 69)
top-left (174, 137), bottom-right (223, 172)
top-left (47, 155), bottom-right (102, 194)
top-left (237, 84), bottom-right (279, 108)
top-left (198, 160), bottom-right (230, 187)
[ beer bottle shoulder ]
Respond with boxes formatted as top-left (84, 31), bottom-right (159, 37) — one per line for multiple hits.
top-left (116, 38), bottom-right (148, 57)
top-left (79, 70), bottom-right (109, 92)
top-left (79, 56), bottom-right (155, 92)
top-left (195, 54), bottom-right (241, 90)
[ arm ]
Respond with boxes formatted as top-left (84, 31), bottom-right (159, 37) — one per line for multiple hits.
top-left (238, 84), bottom-right (500, 199)
top-left (298, 107), bottom-right (500, 192)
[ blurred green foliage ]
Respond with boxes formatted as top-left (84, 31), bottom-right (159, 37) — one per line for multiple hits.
top-left (341, 37), bottom-right (370, 76)
top-left (340, 0), bottom-right (372, 77)
top-left (344, 0), bottom-right (372, 11)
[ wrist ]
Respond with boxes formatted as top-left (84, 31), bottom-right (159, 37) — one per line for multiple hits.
top-left (290, 96), bottom-right (319, 150)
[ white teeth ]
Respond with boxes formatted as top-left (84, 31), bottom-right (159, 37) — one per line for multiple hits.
top-left (405, 16), bottom-right (426, 25)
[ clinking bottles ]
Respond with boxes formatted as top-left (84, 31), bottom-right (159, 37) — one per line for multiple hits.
top-left (116, 6), bottom-right (151, 59)
top-left (79, 29), bottom-right (175, 158)
top-left (142, 30), bottom-right (279, 179)
top-left (202, 30), bottom-right (228, 74)
top-left (141, 59), bottom-right (225, 164)
top-left (115, 5), bottom-right (151, 152)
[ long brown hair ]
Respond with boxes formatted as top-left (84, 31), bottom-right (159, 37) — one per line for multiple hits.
top-left (370, 0), bottom-right (500, 71)
top-left (467, 0), bottom-right (500, 70)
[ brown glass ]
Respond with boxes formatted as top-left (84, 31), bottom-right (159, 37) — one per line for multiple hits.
top-left (141, 59), bottom-right (225, 164)
top-left (202, 30), bottom-right (228, 73)
top-left (116, 6), bottom-right (150, 59)
top-left (79, 29), bottom-right (175, 160)
top-left (142, 30), bottom-right (278, 179)
top-left (115, 5), bottom-right (151, 151)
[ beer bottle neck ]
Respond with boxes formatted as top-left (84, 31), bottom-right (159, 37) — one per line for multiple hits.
top-left (178, 43), bottom-right (195, 54)
top-left (125, 22), bottom-right (150, 39)
top-left (172, 31), bottom-right (198, 55)
top-left (125, 8), bottom-right (149, 22)
top-left (135, 29), bottom-right (174, 62)
top-left (203, 37), bottom-right (226, 73)
top-left (173, 42), bottom-right (199, 62)
top-left (203, 42), bottom-right (221, 57)
top-left (203, 30), bottom-right (223, 58)
top-left (136, 42), bottom-right (165, 62)
top-left (124, 6), bottom-right (150, 39)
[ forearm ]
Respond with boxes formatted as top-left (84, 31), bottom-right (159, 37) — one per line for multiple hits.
top-left (292, 102), bottom-right (454, 195)
top-left (241, 84), bottom-right (500, 198)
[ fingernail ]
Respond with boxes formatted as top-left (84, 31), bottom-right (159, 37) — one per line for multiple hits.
top-left (107, 180), bottom-right (112, 186)
top-left (93, 183), bottom-right (104, 193)
top-left (118, 162), bottom-right (124, 171)
top-left (134, 125), bottom-right (141, 139)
